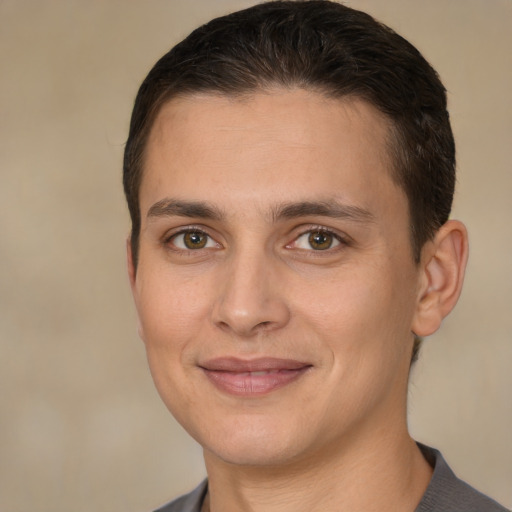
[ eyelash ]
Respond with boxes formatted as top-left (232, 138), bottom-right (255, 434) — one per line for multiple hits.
top-left (288, 226), bottom-right (349, 252)
top-left (164, 226), bottom-right (219, 253)
top-left (163, 225), bottom-right (349, 254)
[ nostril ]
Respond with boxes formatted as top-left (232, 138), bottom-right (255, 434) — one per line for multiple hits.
top-left (211, 279), bottom-right (291, 336)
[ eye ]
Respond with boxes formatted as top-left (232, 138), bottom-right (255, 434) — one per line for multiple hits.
top-left (170, 230), bottom-right (218, 250)
top-left (293, 230), bottom-right (341, 251)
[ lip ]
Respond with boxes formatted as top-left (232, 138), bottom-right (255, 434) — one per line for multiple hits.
top-left (199, 357), bottom-right (312, 396)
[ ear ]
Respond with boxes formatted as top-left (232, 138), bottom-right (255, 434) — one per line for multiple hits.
top-left (411, 220), bottom-right (469, 337)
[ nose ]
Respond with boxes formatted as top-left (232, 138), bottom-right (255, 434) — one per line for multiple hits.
top-left (211, 249), bottom-right (291, 337)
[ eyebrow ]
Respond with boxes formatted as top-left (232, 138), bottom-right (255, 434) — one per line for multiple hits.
top-left (272, 200), bottom-right (375, 223)
top-left (147, 199), bottom-right (224, 221)
top-left (146, 197), bottom-right (374, 224)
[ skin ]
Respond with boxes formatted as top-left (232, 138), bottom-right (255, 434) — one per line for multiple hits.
top-left (128, 89), bottom-right (468, 512)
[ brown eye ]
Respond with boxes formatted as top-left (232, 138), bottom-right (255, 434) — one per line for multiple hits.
top-left (183, 231), bottom-right (208, 249)
top-left (308, 231), bottom-right (334, 250)
top-left (291, 230), bottom-right (341, 251)
top-left (171, 230), bottom-right (216, 250)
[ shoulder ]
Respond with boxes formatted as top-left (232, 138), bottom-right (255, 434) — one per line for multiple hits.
top-left (153, 480), bottom-right (207, 512)
top-left (416, 444), bottom-right (510, 512)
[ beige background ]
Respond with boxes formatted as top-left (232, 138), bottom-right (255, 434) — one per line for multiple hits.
top-left (1, 1), bottom-right (511, 510)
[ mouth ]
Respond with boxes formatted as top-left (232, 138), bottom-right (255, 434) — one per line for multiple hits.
top-left (199, 357), bottom-right (312, 396)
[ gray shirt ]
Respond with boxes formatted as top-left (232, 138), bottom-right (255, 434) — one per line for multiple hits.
top-left (154, 445), bottom-right (509, 512)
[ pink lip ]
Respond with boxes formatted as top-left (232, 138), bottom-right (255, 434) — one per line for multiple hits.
top-left (199, 357), bottom-right (312, 396)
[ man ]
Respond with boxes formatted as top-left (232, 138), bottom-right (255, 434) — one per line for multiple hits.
top-left (123, 1), bottom-right (508, 511)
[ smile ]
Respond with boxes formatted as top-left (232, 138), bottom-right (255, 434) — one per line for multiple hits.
top-left (199, 357), bottom-right (312, 396)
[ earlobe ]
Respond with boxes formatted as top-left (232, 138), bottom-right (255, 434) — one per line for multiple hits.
top-left (412, 220), bottom-right (469, 337)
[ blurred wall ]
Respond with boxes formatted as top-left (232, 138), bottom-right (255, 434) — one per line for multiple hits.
top-left (1, 1), bottom-right (510, 510)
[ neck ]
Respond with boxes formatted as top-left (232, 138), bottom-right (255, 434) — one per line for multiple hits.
top-left (203, 427), bottom-right (432, 512)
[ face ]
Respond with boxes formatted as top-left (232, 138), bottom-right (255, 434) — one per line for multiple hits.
top-left (130, 89), bottom-right (424, 468)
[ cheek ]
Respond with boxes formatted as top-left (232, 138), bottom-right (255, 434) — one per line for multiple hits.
top-left (298, 270), bottom-right (376, 327)
top-left (136, 266), bottom-right (210, 338)
top-left (133, 272), bottom-right (210, 420)
top-left (133, 268), bottom-right (216, 392)
top-left (295, 263), bottom-right (416, 357)
top-left (300, 266), bottom-right (415, 420)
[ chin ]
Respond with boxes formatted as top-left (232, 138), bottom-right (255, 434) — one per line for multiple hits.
top-left (199, 416), bottom-right (321, 468)
top-left (208, 440), bottom-right (301, 468)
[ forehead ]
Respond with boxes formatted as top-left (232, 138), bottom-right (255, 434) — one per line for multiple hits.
top-left (141, 89), bottom-right (405, 221)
